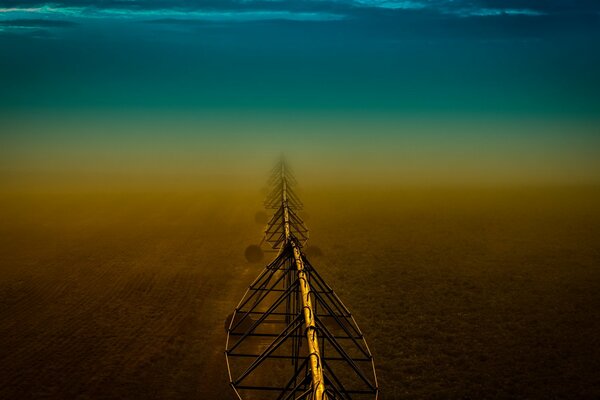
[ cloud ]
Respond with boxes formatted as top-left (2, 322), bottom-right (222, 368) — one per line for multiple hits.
top-left (463, 0), bottom-right (600, 14)
top-left (2, 0), bottom-right (597, 18)
top-left (1, 0), bottom-right (599, 20)
top-left (0, 16), bottom-right (77, 37)
top-left (0, 18), bottom-right (78, 27)
top-left (352, 0), bottom-right (426, 10)
top-left (0, 0), bottom-right (598, 40)
top-left (454, 8), bottom-right (546, 17)
top-left (0, 2), bottom-right (351, 22)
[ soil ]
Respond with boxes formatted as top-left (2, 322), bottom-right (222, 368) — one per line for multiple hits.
top-left (1, 186), bottom-right (598, 399)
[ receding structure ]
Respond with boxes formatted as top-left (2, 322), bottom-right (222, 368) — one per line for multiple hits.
top-left (225, 159), bottom-right (378, 400)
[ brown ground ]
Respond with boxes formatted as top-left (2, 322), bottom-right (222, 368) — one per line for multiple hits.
top-left (0, 186), bottom-right (599, 399)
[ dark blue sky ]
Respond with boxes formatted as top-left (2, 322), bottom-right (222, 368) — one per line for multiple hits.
top-left (1, 0), bottom-right (599, 115)
top-left (1, 1), bottom-right (600, 186)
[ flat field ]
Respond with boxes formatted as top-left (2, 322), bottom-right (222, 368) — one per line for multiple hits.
top-left (0, 186), bottom-right (599, 399)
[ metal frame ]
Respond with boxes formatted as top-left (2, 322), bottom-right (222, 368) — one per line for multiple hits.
top-left (226, 159), bottom-right (378, 400)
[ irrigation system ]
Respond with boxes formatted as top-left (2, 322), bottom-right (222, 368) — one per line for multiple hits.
top-left (225, 159), bottom-right (378, 400)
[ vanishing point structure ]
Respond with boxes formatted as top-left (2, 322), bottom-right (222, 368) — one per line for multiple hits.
top-left (225, 159), bottom-right (378, 400)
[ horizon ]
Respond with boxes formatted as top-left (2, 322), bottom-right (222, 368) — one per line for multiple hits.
top-left (2, 0), bottom-right (600, 187)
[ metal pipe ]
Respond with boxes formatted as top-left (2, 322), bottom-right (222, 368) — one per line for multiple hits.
top-left (281, 161), bottom-right (327, 400)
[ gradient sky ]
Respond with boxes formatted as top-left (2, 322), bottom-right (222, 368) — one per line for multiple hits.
top-left (1, 1), bottom-right (599, 186)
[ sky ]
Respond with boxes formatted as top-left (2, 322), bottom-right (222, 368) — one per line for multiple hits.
top-left (1, 0), bottom-right (599, 187)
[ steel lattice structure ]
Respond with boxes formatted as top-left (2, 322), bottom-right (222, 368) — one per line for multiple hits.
top-left (225, 159), bottom-right (378, 400)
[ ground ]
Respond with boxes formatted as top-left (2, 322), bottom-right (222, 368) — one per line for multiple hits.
top-left (0, 186), bottom-right (599, 399)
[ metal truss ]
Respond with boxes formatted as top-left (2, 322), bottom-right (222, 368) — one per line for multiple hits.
top-left (226, 159), bottom-right (378, 400)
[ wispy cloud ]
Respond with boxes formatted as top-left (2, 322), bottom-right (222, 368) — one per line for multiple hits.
top-left (1, 1), bottom-right (598, 22)
top-left (0, 3), bottom-right (346, 22)
top-left (352, 0), bottom-right (426, 10)
top-left (455, 8), bottom-right (546, 17)
top-left (0, 7), bottom-right (42, 13)
top-left (0, 18), bottom-right (77, 26)
top-left (1, 0), bottom-right (598, 39)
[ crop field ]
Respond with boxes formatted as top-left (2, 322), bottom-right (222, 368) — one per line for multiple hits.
top-left (0, 186), bottom-right (599, 399)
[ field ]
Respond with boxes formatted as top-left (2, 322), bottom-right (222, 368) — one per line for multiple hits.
top-left (1, 186), bottom-right (599, 399)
